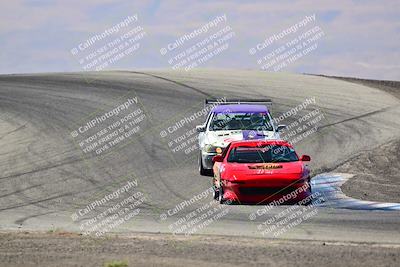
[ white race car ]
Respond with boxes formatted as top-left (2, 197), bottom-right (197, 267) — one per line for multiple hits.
top-left (196, 99), bottom-right (286, 175)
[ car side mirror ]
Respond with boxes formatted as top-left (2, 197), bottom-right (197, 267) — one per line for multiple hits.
top-left (212, 155), bottom-right (224, 163)
top-left (276, 124), bottom-right (287, 132)
top-left (196, 125), bottom-right (206, 132)
top-left (300, 155), bottom-right (311, 161)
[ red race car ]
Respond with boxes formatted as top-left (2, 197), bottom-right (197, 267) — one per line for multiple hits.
top-left (212, 140), bottom-right (312, 204)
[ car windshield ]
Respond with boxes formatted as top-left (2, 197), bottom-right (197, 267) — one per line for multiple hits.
top-left (227, 145), bottom-right (298, 163)
top-left (209, 112), bottom-right (273, 131)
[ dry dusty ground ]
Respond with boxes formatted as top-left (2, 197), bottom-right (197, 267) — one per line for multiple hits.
top-left (326, 76), bottom-right (400, 202)
top-left (1, 231), bottom-right (399, 267)
top-left (337, 139), bottom-right (400, 202)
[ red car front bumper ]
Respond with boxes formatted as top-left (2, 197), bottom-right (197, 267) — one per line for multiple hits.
top-left (221, 179), bottom-right (311, 204)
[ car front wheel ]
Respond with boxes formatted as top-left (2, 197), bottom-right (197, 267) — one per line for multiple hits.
top-left (199, 152), bottom-right (212, 176)
top-left (213, 185), bottom-right (219, 200)
top-left (218, 186), bottom-right (224, 204)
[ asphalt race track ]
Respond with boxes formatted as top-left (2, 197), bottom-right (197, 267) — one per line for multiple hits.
top-left (1, 69), bottom-right (400, 245)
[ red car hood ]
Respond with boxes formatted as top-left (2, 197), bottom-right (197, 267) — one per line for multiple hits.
top-left (223, 161), bottom-right (305, 181)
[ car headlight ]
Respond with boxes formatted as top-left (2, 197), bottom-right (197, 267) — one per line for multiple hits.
top-left (203, 144), bottom-right (223, 153)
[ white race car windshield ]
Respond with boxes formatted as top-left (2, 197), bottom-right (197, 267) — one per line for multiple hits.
top-left (209, 112), bottom-right (273, 131)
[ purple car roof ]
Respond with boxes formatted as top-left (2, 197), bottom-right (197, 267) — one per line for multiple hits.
top-left (212, 104), bottom-right (269, 114)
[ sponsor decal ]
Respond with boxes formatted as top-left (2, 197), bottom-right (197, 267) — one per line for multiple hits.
top-left (249, 164), bottom-right (283, 169)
